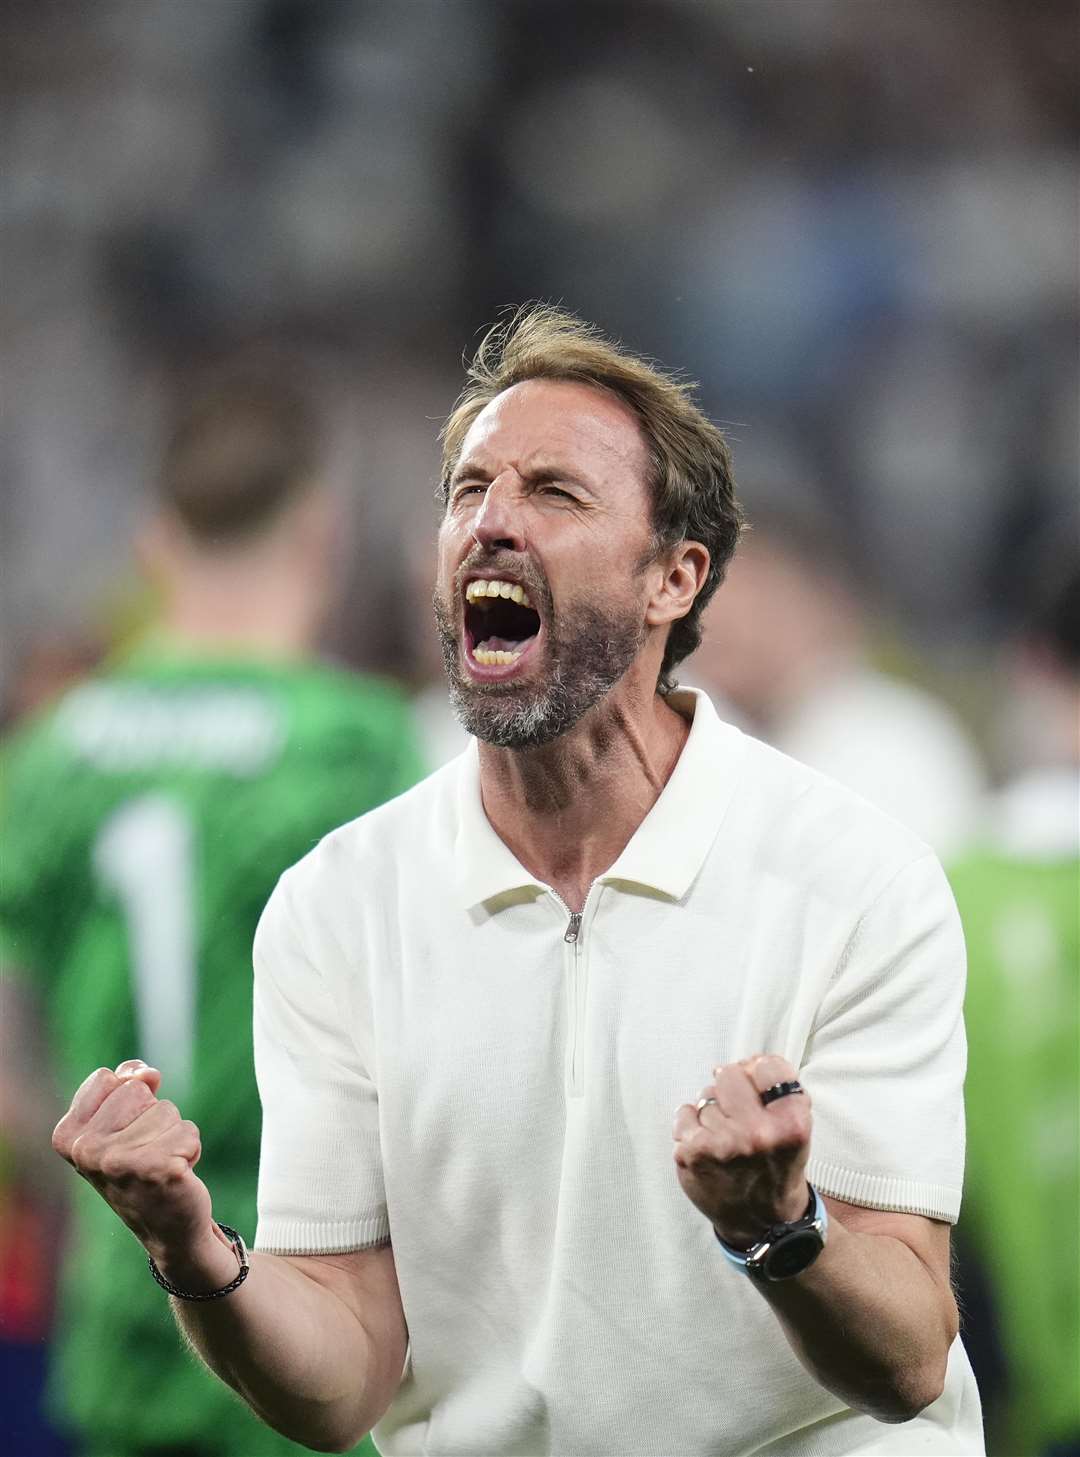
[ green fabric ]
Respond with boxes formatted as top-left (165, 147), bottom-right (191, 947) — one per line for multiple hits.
top-left (0, 646), bottom-right (423, 1456)
top-left (950, 850), bottom-right (1080, 1456)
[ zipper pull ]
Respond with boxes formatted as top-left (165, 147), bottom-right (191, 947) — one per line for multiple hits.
top-left (564, 911), bottom-right (582, 944)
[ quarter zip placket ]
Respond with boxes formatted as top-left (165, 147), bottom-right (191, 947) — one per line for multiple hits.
top-left (550, 892), bottom-right (592, 1098)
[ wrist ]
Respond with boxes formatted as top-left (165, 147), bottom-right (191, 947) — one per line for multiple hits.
top-left (148, 1222), bottom-right (239, 1295)
top-left (715, 1185), bottom-right (828, 1283)
top-left (712, 1184), bottom-right (809, 1249)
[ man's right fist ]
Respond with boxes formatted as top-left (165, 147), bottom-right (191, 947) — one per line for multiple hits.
top-left (52, 1060), bottom-right (212, 1265)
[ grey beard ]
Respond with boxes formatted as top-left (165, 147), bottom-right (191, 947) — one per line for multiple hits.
top-left (432, 592), bottom-right (645, 749)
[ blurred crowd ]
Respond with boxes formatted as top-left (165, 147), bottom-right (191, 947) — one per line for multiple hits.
top-left (3, 0), bottom-right (1077, 697)
top-left (1, 2), bottom-right (1077, 1456)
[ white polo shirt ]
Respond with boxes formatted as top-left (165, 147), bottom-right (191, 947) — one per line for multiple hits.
top-left (253, 689), bottom-right (984, 1456)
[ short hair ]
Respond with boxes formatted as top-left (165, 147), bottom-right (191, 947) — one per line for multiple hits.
top-left (440, 305), bottom-right (744, 692)
top-left (159, 361), bottom-right (319, 544)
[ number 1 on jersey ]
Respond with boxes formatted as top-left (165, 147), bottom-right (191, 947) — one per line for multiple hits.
top-left (94, 795), bottom-right (197, 1099)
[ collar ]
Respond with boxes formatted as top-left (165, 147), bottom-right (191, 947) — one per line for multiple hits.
top-left (453, 688), bottom-right (746, 910)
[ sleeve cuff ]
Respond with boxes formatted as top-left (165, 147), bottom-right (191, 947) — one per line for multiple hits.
top-left (254, 1211), bottom-right (391, 1255)
top-left (807, 1157), bottom-right (961, 1222)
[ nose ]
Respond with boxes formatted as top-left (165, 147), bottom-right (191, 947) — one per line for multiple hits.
top-left (471, 472), bottom-right (527, 554)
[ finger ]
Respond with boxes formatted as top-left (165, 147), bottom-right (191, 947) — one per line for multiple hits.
top-left (108, 1098), bottom-right (185, 1152)
top-left (108, 1114), bottom-right (201, 1171)
top-left (674, 1118), bottom-right (739, 1168)
top-left (673, 1102), bottom-right (705, 1140)
top-left (116, 1061), bottom-right (163, 1095)
top-left (96, 1119), bottom-right (203, 1190)
top-left (75, 1101), bottom-right (201, 1184)
top-left (81, 1075), bottom-right (157, 1137)
top-left (52, 1068), bottom-right (123, 1161)
top-left (714, 1063), bottom-right (769, 1123)
top-left (70, 1067), bottom-right (124, 1124)
top-left (742, 1054), bottom-right (799, 1099)
top-left (690, 1085), bottom-right (735, 1135)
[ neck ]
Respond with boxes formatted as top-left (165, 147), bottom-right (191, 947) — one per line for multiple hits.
top-left (157, 553), bottom-right (323, 661)
top-left (477, 676), bottom-right (691, 912)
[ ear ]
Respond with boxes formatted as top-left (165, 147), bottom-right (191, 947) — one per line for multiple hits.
top-left (645, 540), bottom-right (711, 628)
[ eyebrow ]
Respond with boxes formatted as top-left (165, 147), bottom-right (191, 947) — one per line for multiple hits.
top-left (448, 460), bottom-right (595, 494)
top-left (448, 459), bottom-right (491, 487)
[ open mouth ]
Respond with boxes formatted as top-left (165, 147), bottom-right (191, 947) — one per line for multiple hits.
top-left (463, 578), bottom-right (543, 672)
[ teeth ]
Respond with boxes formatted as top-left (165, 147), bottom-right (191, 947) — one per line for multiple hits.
top-left (474, 648), bottom-right (522, 665)
top-left (465, 579), bottom-right (532, 608)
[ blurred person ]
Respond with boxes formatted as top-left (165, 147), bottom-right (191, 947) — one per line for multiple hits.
top-left (690, 502), bottom-right (986, 859)
top-left (0, 632), bottom-right (107, 733)
top-left (0, 630), bottom-right (108, 1457)
top-left (950, 554), bottom-right (1080, 1457)
top-left (403, 530), bottom-right (471, 769)
top-left (0, 360), bottom-right (425, 1457)
top-left (50, 308), bottom-right (982, 1455)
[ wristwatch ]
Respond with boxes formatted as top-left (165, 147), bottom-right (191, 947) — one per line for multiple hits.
top-left (715, 1184), bottom-right (828, 1282)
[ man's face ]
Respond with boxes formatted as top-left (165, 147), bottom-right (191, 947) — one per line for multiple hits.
top-left (434, 378), bottom-right (659, 748)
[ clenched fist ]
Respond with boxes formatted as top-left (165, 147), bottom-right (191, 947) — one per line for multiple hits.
top-left (673, 1054), bottom-right (812, 1248)
top-left (51, 1060), bottom-right (214, 1269)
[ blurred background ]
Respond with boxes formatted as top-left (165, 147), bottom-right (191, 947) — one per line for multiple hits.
top-left (3, 0), bottom-right (1077, 713)
top-left (2, 2), bottom-right (1077, 1455)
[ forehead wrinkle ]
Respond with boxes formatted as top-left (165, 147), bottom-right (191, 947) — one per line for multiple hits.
top-left (458, 380), bottom-right (650, 500)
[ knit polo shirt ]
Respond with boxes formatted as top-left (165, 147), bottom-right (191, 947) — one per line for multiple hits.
top-left (253, 689), bottom-right (984, 1456)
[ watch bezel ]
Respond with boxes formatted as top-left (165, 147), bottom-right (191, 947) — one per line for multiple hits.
top-left (745, 1223), bottom-right (826, 1282)
top-left (716, 1184), bottom-right (828, 1282)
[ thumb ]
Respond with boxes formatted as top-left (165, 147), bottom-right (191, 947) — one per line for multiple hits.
top-left (115, 1060), bottom-right (163, 1096)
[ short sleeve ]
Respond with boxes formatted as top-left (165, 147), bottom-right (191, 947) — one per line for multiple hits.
top-left (803, 852), bottom-right (967, 1222)
top-left (252, 871), bottom-right (388, 1254)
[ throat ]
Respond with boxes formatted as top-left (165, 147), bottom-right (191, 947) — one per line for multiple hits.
top-left (477, 690), bottom-right (691, 896)
top-left (477, 757), bottom-right (657, 898)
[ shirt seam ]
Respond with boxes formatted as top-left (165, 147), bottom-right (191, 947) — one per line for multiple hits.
top-left (828, 849), bottom-right (938, 987)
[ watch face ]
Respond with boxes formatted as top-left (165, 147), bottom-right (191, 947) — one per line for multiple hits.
top-left (761, 1228), bottom-right (824, 1281)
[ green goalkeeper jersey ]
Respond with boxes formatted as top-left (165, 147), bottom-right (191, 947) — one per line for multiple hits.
top-left (0, 641), bottom-right (426, 1456)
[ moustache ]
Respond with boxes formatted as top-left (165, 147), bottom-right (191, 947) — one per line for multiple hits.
top-left (453, 549), bottom-right (553, 618)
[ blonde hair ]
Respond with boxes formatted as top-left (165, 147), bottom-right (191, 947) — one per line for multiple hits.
top-left (440, 304), bottom-right (744, 691)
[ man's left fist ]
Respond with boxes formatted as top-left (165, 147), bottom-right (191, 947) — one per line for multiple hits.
top-left (673, 1054), bottom-right (812, 1249)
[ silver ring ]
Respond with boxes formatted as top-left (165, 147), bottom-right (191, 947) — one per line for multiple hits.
top-left (695, 1096), bottom-right (717, 1112)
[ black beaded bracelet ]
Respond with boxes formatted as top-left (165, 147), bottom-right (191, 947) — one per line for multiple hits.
top-left (147, 1223), bottom-right (250, 1301)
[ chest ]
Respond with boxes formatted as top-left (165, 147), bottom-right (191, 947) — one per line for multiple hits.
top-left (369, 875), bottom-right (850, 1158)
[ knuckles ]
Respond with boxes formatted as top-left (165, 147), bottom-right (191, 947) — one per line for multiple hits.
top-left (742, 1052), bottom-right (797, 1080)
top-left (96, 1143), bottom-right (137, 1184)
top-left (116, 1077), bottom-right (156, 1111)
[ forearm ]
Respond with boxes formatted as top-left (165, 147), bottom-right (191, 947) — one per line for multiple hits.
top-left (758, 1210), bottom-right (958, 1423)
top-left (158, 1227), bottom-right (400, 1452)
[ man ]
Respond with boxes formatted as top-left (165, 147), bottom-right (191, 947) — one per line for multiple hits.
top-left (950, 556), bottom-right (1079, 1457)
top-left (2, 360), bottom-right (424, 1457)
top-left (50, 309), bottom-right (984, 1455)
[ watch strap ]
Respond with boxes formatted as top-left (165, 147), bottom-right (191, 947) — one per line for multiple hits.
top-left (715, 1184), bottom-right (828, 1278)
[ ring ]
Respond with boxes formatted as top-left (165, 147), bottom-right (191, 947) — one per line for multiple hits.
top-left (760, 1080), bottom-right (804, 1106)
top-left (695, 1097), bottom-right (717, 1112)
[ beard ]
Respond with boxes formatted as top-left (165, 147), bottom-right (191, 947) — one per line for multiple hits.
top-left (432, 582), bottom-right (646, 750)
